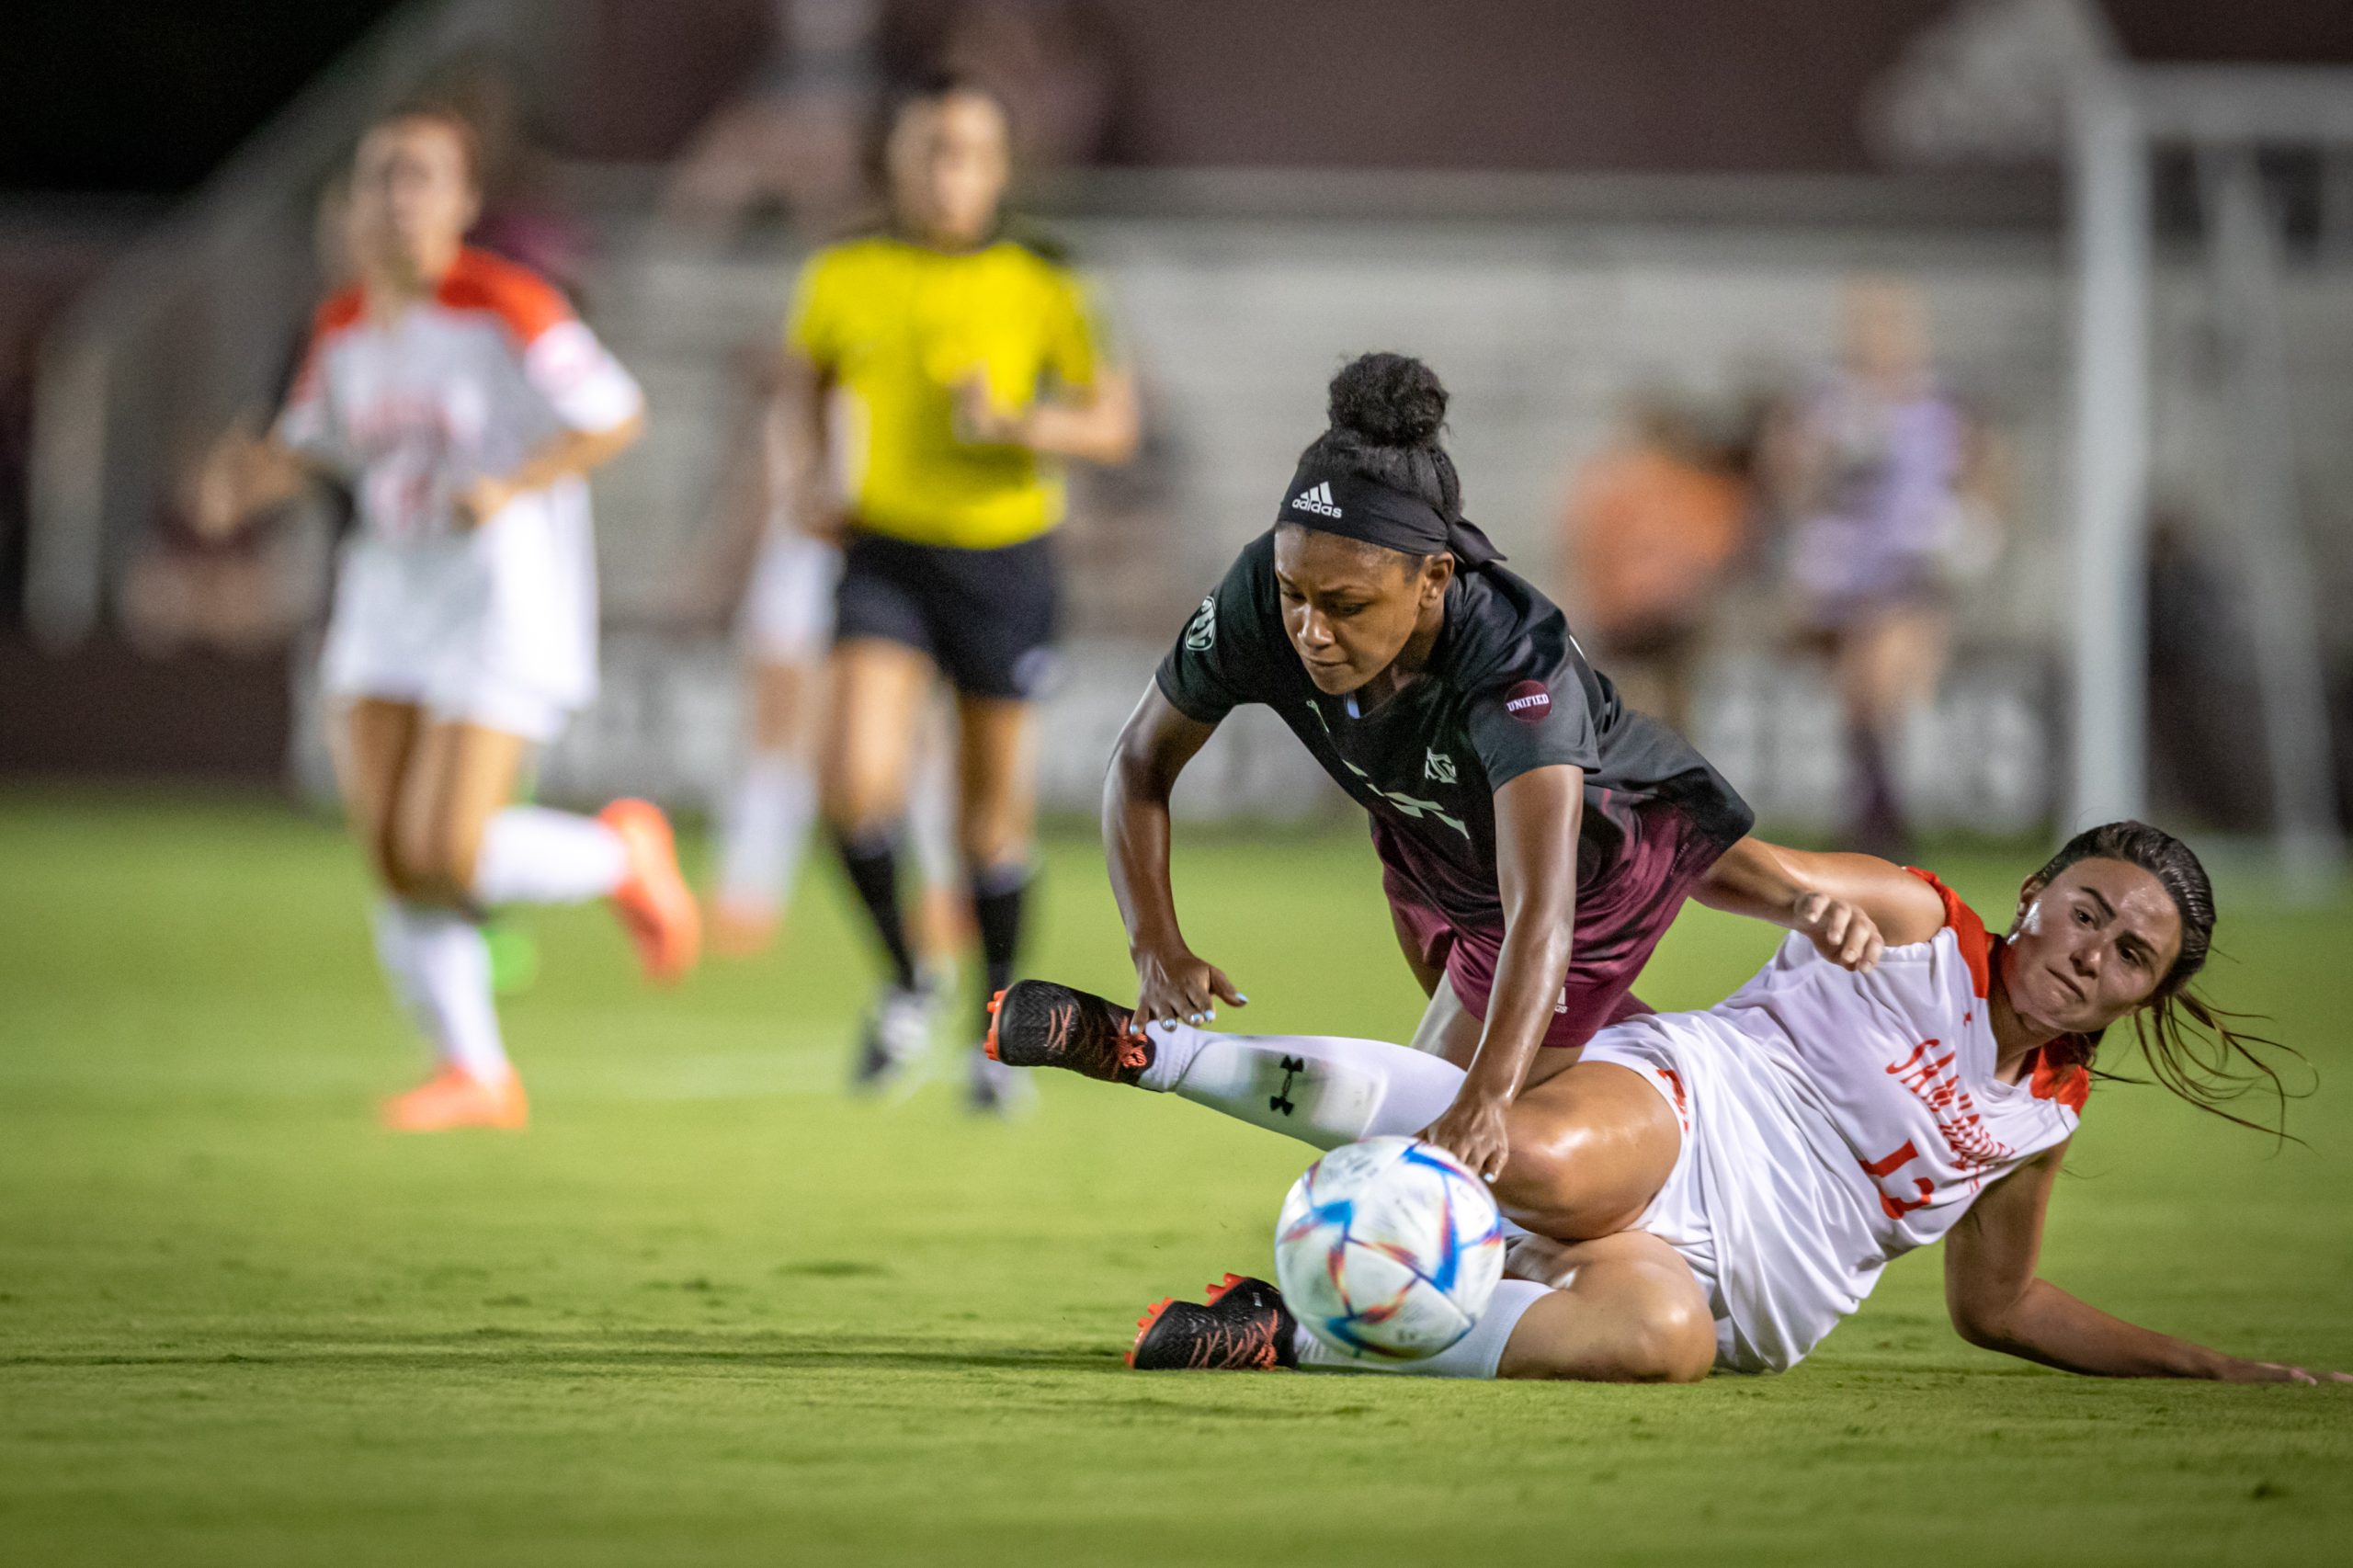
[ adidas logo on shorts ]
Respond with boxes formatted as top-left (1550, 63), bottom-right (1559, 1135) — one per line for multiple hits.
top-left (1290, 481), bottom-right (1343, 518)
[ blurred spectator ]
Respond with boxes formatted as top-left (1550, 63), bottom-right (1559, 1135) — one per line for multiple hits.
top-left (935, 0), bottom-right (1128, 170)
top-left (663, 0), bottom-right (882, 238)
top-left (1766, 277), bottom-right (2004, 857)
top-left (1559, 392), bottom-right (1749, 736)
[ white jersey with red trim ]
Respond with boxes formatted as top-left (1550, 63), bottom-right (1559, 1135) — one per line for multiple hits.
top-left (277, 248), bottom-right (643, 734)
top-left (1583, 870), bottom-right (2090, 1371)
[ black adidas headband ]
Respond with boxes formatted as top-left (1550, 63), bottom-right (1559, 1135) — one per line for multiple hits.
top-left (1276, 464), bottom-right (1506, 570)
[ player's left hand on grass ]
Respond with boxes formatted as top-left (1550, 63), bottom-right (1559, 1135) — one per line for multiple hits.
top-left (1421, 1089), bottom-right (1511, 1185)
top-left (2222, 1358), bottom-right (2353, 1385)
top-left (1792, 891), bottom-right (1884, 972)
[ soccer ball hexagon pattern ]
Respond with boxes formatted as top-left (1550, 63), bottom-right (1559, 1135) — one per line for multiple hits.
top-left (1273, 1135), bottom-right (1507, 1361)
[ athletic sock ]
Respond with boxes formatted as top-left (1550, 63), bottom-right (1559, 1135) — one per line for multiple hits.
top-left (970, 861), bottom-right (1030, 1029)
top-left (396, 903), bottom-right (509, 1081)
top-left (1136, 1020), bottom-right (1467, 1150)
top-left (1291, 1278), bottom-right (1548, 1379)
top-left (472, 806), bottom-right (628, 906)
top-left (714, 751), bottom-right (817, 914)
top-left (370, 899), bottom-right (433, 1039)
top-left (835, 828), bottom-right (919, 992)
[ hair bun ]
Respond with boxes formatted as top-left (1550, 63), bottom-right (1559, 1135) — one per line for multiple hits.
top-left (1327, 352), bottom-right (1448, 448)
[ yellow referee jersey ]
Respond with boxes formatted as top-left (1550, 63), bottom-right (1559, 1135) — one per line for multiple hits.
top-left (787, 230), bottom-right (1108, 551)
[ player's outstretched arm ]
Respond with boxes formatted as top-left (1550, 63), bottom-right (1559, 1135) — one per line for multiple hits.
top-left (1420, 764), bottom-right (1582, 1183)
top-left (956, 368), bottom-right (1140, 465)
top-left (1694, 836), bottom-right (1948, 971)
top-left (456, 413), bottom-right (644, 528)
top-left (1945, 1145), bottom-right (2349, 1383)
top-left (188, 427), bottom-right (316, 540)
top-left (1104, 684), bottom-right (1244, 1028)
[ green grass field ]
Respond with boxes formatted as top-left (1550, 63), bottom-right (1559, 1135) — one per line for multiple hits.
top-left (3, 791), bottom-right (2349, 1567)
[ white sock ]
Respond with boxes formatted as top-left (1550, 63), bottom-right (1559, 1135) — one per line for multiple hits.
top-left (370, 899), bottom-right (432, 1039)
top-left (472, 805), bottom-right (627, 906)
top-left (715, 751), bottom-right (817, 913)
top-left (399, 903), bottom-right (508, 1081)
top-left (1137, 1019), bottom-right (1468, 1151)
top-left (1292, 1278), bottom-right (1549, 1380)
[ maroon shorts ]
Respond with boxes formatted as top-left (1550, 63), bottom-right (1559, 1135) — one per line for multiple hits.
top-left (1381, 803), bottom-right (1724, 1051)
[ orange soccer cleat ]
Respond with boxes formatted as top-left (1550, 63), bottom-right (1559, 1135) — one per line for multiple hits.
top-left (380, 1065), bottom-right (529, 1132)
top-left (599, 799), bottom-right (702, 984)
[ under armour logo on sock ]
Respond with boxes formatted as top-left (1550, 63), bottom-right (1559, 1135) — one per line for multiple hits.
top-left (1269, 1055), bottom-right (1305, 1115)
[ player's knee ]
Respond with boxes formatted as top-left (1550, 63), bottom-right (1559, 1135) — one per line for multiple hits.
top-left (388, 819), bottom-right (472, 903)
top-left (1494, 1128), bottom-right (1586, 1228)
top-left (1617, 1288), bottom-right (1714, 1383)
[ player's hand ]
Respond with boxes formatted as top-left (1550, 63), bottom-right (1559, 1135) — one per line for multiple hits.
top-left (2219, 1358), bottom-right (2353, 1385)
top-left (1792, 891), bottom-right (1884, 971)
top-left (1421, 1088), bottom-right (1511, 1185)
top-left (188, 429), bottom-right (273, 540)
top-left (952, 375), bottom-right (1030, 449)
top-left (453, 474), bottom-right (517, 530)
top-left (1131, 942), bottom-right (1246, 1029)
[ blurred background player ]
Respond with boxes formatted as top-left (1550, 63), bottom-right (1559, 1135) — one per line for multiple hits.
top-left (701, 360), bottom-right (967, 967)
top-left (782, 74), bottom-right (1138, 1110)
top-left (1767, 276), bottom-right (2006, 858)
top-left (195, 107), bottom-right (698, 1131)
top-left (1558, 392), bottom-right (1752, 738)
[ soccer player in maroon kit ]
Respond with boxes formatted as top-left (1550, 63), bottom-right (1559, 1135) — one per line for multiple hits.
top-left (1094, 352), bottom-right (1753, 1180)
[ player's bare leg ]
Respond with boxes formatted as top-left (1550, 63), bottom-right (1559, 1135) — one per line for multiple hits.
top-left (332, 697), bottom-right (424, 896)
top-left (824, 637), bottom-right (938, 1091)
top-left (1492, 1231), bottom-right (1716, 1382)
top-left (1492, 1062), bottom-right (1684, 1240)
top-left (333, 708), bottom-right (526, 1130)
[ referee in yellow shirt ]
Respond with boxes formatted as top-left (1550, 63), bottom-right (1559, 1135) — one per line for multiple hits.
top-left (784, 75), bottom-right (1139, 1108)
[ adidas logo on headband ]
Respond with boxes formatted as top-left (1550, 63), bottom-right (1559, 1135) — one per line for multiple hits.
top-left (1290, 481), bottom-right (1343, 518)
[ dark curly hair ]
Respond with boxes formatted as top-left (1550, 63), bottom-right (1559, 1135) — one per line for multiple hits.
top-left (1297, 352), bottom-right (1463, 529)
top-left (2029, 821), bottom-right (2302, 1138)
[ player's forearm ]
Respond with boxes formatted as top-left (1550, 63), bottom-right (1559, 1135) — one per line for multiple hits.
top-left (1692, 836), bottom-right (1804, 925)
top-left (1465, 915), bottom-right (1573, 1099)
top-left (499, 415), bottom-right (643, 495)
top-left (1010, 378), bottom-right (1138, 464)
top-left (1962, 1278), bottom-right (2226, 1379)
top-left (1103, 744), bottom-right (1186, 958)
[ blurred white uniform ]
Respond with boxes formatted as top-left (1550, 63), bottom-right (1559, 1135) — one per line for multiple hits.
top-left (739, 524), bottom-right (842, 665)
top-left (1583, 871), bottom-right (2089, 1372)
top-left (278, 247), bottom-right (644, 741)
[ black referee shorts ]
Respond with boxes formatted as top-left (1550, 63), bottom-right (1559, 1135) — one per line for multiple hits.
top-left (833, 528), bottom-right (1062, 701)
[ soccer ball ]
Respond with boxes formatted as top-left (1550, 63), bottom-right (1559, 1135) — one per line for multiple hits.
top-left (1273, 1135), bottom-right (1506, 1361)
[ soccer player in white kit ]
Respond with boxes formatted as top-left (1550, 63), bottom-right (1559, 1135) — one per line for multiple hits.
top-left (992, 822), bottom-right (2346, 1384)
top-left (198, 108), bottom-right (700, 1131)
top-left (708, 430), bottom-right (968, 968)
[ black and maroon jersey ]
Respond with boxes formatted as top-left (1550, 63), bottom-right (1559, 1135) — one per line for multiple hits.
top-left (1155, 531), bottom-right (1753, 939)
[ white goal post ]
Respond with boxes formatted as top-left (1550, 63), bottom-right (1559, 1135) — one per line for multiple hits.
top-left (2067, 64), bottom-right (2353, 887)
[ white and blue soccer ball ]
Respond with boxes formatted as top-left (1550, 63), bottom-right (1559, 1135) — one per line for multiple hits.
top-left (1273, 1135), bottom-right (1507, 1361)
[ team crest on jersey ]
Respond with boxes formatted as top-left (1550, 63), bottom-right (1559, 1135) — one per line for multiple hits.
top-left (1184, 595), bottom-right (1217, 651)
top-left (1423, 748), bottom-right (1457, 785)
top-left (1503, 679), bottom-right (1552, 725)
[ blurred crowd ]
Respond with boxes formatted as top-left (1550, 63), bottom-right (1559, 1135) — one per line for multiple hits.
top-left (1563, 278), bottom-right (2006, 856)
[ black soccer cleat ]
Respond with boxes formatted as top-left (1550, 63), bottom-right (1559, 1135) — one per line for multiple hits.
top-left (983, 980), bottom-right (1154, 1085)
top-left (1129, 1273), bottom-right (1299, 1372)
